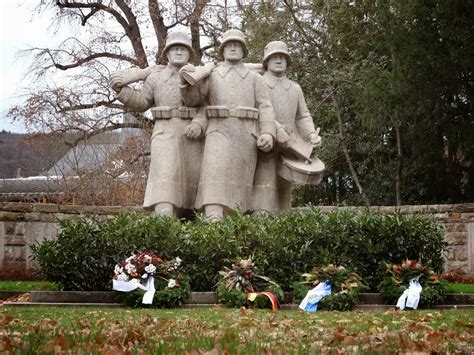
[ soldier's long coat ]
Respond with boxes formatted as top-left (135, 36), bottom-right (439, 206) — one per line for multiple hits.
top-left (117, 65), bottom-right (203, 211)
top-left (251, 72), bottom-right (317, 213)
top-left (182, 63), bottom-right (276, 212)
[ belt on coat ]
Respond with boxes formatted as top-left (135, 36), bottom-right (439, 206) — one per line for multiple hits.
top-left (150, 106), bottom-right (197, 120)
top-left (206, 106), bottom-right (259, 120)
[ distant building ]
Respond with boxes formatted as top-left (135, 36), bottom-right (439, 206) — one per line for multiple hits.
top-left (0, 114), bottom-right (147, 204)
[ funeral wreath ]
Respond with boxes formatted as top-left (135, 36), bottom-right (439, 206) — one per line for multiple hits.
top-left (377, 259), bottom-right (445, 308)
top-left (113, 251), bottom-right (190, 308)
top-left (293, 264), bottom-right (365, 311)
top-left (217, 258), bottom-right (284, 310)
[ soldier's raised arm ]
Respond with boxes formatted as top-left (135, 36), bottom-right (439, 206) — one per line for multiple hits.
top-left (114, 72), bottom-right (157, 112)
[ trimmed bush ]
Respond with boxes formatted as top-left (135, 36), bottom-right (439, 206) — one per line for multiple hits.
top-left (31, 208), bottom-right (448, 292)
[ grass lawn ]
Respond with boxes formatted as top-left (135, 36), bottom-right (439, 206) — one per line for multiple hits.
top-left (0, 281), bottom-right (59, 292)
top-left (1, 307), bottom-right (472, 353)
top-left (444, 282), bottom-right (474, 293)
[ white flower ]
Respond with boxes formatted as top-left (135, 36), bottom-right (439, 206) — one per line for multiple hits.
top-left (125, 254), bottom-right (135, 263)
top-left (167, 279), bottom-right (176, 288)
top-left (144, 264), bottom-right (156, 274)
top-left (175, 257), bottom-right (182, 267)
top-left (141, 273), bottom-right (148, 279)
top-left (117, 273), bottom-right (129, 282)
top-left (144, 255), bottom-right (152, 262)
top-left (114, 265), bottom-right (123, 275)
top-left (125, 263), bottom-right (136, 273)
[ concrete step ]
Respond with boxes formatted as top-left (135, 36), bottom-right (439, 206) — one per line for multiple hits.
top-left (0, 291), bottom-right (23, 300)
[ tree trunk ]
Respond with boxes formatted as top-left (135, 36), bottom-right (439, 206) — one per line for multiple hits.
top-left (394, 123), bottom-right (403, 206)
top-left (332, 92), bottom-right (370, 207)
top-left (148, 0), bottom-right (168, 64)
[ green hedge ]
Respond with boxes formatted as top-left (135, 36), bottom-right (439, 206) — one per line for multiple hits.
top-left (30, 208), bottom-right (448, 292)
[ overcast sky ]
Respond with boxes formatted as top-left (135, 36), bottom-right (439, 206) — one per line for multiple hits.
top-left (0, 1), bottom-right (70, 133)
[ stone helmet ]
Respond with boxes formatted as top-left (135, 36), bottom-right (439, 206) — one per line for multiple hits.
top-left (262, 41), bottom-right (292, 70)
top-left (219, 29), bottom-right (248, 58)
top-left (163, 32), bottom-right (194, 60)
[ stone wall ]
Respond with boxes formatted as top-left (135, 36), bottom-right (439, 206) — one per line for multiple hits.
top-left (1, 202), bottom-right (473, 279)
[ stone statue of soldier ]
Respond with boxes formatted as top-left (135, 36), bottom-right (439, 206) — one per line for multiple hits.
top-left (109, 32), bottom-right (205, 217)
top-left (252, 41), bottom-right (322, 214)
top-left (180, 29), bottom-right (277, 220)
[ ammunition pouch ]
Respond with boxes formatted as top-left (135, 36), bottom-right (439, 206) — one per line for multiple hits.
top-left (150, 106), bottom-right (197, 120)
top-left (205, 106), bottom-right (259, 120)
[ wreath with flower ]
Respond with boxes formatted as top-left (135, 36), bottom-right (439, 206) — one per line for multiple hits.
top-left (216, 258), bottom-right (284, 310)
top-left (377, 259), bottom-right (445, 308)
top-left (112, 251), bottom-right (190, 308)
top-left (293, 264), bottom-right (365, 311)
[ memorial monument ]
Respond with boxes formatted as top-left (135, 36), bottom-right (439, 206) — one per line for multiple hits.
top-left (110, 30), bottom-right (324, 220)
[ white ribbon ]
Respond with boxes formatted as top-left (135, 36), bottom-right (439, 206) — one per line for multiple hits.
top-left (396, 275), bottom-right (422, 310)
top-left (113, 276), bottom-right (156, 304)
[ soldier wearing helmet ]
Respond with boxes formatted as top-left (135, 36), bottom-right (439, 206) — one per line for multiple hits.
top-left (180, 29), bottom-right (277, 220)
top-left (252, 41), bottom-right (322, 215)
top-left (109, 32), bottom-right (205, 218)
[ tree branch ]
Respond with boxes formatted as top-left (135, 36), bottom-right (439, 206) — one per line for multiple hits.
top-left (54, 52), bottom-right (140, 70)
top-left (58, 101), bottom-right (125, 113)
top-left (283, 0), bottom-right (321, 49)
top-left (68, 121), bottom-right (146, 147)
top-left (56, 0), bottom-right (148, 67)
top-left (81, 7), bottom-right (100, 26)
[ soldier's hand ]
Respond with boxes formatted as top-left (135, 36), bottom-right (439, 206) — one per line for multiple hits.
top-left (185, 122), bottom-right (202, 140)
top-left (276, 127), bottom-right (290, 148)
top-left (180, 64), bottom-right (196, 85)
top-left (309, 132), bottom-right (322, 148)
top-left (109, 71), bottom-right (125, 92)
top-left (181, 64), bottom-right (196, 73)
top-left (257, 133), bottom-right (274, 152)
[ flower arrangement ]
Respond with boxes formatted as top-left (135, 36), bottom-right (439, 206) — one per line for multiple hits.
top-left (216, 258), bottom-right (284, 309)
top-left (293, 264), bottom-right (365, 311)
top-left (113, 252), bottom-right (190, 308)
top-left (377, 259), bottom-right (445, 308)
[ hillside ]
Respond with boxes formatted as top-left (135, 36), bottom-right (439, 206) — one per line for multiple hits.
top-left (0, 130), bottom-right (70, 178)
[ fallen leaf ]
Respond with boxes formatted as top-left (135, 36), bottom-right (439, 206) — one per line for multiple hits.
top-left (2, 314), bottom-right (14, 327)
top-left (426, 331), bottom-right (442, 347)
